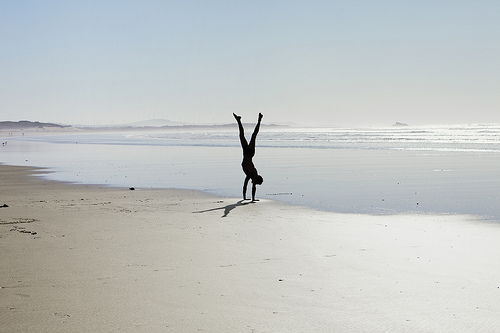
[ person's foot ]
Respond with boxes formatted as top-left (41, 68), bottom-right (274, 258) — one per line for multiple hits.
top-left (258, 113), bottom-right (263, 120)
top-left (233, 113), bottom-right (241, 121)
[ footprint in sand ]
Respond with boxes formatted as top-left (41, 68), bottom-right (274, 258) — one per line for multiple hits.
top-left (53, 312), bottom-right (71, 320)
top-left (0, 218), bottom-right (37, 225)
top-left (9, 225), bottom-right (38, 236)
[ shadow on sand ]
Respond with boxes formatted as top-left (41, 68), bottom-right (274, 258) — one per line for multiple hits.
top-left (193, 200), bottom-right (253, 218)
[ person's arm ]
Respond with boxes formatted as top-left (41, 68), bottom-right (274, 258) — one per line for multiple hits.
top-left (243, 176), bottom-right (250, 200)
top-left (252, 183), bottom-right (258, 201)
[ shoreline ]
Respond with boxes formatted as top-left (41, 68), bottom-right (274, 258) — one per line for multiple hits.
top-left (2, 164), bottom-right (500, 332)
top-left (2, 161), bottom-right (488, 221)
top-left (3, 133), bottom-right (500, 220)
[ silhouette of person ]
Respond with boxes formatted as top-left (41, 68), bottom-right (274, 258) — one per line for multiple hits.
top-left (233, 113), bottom-right (264, 201)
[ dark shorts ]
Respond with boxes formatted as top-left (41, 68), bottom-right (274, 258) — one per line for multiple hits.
top-left (242, 158), bottom-right (257, 179)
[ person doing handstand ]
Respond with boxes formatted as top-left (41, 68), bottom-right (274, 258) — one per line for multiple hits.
top-left (233, 113), bottom-right (264, 201)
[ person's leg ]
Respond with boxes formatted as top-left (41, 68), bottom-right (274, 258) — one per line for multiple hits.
top-left (243, 175), bottom-right (250, 200)
top-left (233, 113), bottom-right (248, 149)
top-left (249, 113), bottom-right (263, 148)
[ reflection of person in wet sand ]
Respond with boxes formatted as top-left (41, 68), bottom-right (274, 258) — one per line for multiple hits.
top-left (233, 113), bottom-right (264, 201)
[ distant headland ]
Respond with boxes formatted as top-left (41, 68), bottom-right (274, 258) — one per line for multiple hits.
top-left (0, 121), bottom-right (69, 129)
top-left (0, 119), bottom-right (287, 131)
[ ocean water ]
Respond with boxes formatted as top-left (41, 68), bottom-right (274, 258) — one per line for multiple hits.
top-left (2, 124), bottom-right (500, 220)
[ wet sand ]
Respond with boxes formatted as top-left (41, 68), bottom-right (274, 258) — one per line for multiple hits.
top-left (1, 164), bottom-right (500, 332)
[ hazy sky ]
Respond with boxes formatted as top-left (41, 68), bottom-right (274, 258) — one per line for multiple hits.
top-left (1, 1), bottom-right (499, 126)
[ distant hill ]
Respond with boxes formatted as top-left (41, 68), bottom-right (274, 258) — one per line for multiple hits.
top-left (158, 123), bottom-right (285, 129)
top-left (122, 119), bottom-right (183, 127)
top-left (0, 119), bottom-right (289, 131)
top-left (393, 122), bottom-right (409, 127)
top-left (75, 122), bottom-right (287, 130)
top-left (0, 121), bottom-right (69, 129)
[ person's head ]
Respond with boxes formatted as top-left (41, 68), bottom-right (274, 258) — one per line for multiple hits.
top-left (253, 175), bottom-right (263, 185)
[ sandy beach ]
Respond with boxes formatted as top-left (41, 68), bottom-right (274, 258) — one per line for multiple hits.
top-left (1, 164), bottom-right (500, 332)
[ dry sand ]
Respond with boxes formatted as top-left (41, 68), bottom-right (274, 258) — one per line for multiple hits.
top-left (1, 164), bottom-right (500, 332)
